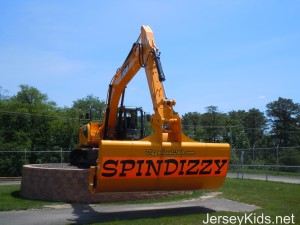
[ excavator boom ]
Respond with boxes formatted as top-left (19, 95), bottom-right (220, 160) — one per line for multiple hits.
top-left (89, 25), bottom-right (230, 193)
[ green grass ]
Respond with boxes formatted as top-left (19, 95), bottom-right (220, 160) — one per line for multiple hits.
top-left (0, 184), bottom-right (203, 212)
top-left (229, 167), bottom-right (300, 177)
top-left (1, 179), bottom-right (299, 225)
top-left (0, 185), bottom-right (62, 211)
top-left (220, 178), bottom-right (299, 208)
top-left (90, 179), bottom-right (300, 225)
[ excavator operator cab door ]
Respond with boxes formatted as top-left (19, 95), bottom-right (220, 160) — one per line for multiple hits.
top-left (116, 107), bottom-right (145, 140)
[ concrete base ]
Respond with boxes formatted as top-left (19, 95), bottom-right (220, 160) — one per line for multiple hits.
top-left (20, 164), bottom-right (190, 203)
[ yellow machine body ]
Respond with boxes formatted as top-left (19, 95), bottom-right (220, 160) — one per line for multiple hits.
top-left (87, 25), bottom-right (230, 193)
top-left (79, 122), bottom-right (101, 147)
top-left (89, 136), bottom-right (229, 193)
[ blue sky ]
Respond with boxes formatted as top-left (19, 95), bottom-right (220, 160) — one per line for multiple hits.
top-left (0, 1), bottom-right (299, 116)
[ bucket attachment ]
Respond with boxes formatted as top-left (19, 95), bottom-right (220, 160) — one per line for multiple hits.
top-left (89, 136), bottom-right (230, 193)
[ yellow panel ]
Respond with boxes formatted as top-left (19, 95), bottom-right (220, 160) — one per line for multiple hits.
top-left (89, 139), bottom-right (230, 193)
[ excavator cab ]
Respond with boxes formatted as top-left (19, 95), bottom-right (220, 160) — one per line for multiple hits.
top-left (71, 107), bottom-right (146, 166)
top-left (116, 107), bottom-right (145, 140)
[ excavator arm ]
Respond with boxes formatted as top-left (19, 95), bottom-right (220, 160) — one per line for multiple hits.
top-left (89, 25), bottom-right (230, 193)
top-left (102, 25), bottom-right (180, 142)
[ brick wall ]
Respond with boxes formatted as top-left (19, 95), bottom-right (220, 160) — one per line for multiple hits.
top-left (20, 164), bottom-right (190, 203)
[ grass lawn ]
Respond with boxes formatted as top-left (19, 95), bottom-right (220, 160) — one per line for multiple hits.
top-left (90, 178), bottom-right (299, 225)
top-left (0, 185), bottom-right (62, 211)
top-left (0, 178), bottom-right (299, 224)
top-left (229, 167), bottom-right (300, 177)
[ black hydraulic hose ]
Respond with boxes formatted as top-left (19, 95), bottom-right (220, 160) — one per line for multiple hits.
top-left (103, 84), bottom-right (113, 139)
top-left (153, 50), bottom-right (166, 82)
top-left (138, 43), bottom-right (146, 67)
top-left (124, 43), bottom-right (136, 65)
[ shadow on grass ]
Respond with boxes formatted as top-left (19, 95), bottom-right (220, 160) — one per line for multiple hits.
top-left (11, 190), bottom-right (21, 199)
top-left (68, 203), bottom-right (215, 224)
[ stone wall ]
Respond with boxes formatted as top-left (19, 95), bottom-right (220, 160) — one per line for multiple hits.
top-left (20, 164), bottom-right (189, 203)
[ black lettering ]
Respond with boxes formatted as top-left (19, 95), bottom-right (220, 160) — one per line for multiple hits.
top-left (101, 160), bottom-right (118, 177)
top-left (136, 160), bottom-right (144, 176)
top-left (199, 160), bottom-right (212, 174)
top-left (145, 160), bottom-right (163, 176)
top-left (214, 159), bottom-right (227, 174)
top-left (119, 160), bottom-right (135, 177)
top-left (186, 160), bottom-right (200, 175)
top-left (178, 160), bottom-right (187, 175)
top-left (164, 159), bottom-right (178, 175)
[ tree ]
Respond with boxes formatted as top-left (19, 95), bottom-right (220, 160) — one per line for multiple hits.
top-left (243, 108), bottom-right (267, 148)
top-left (13, 84), bottom-right (56, 109)
top-left (72, 95), bottom-right (105, 123)
top-left (13, 85), bottom-right (57, 151)
top-left (49, 107), bottom-right (79, 150)
top-left (228, 109), bottom-right (267, 147)
top-left (200, 106), bottom-right (227, 142)
top-left (0, 85), bottom-right (62, 175)
top-left (181, 112), bottom-right (204, 141)
top-left (266, 97), bottom-right (300, 147)
top-left (223, 117), bottom-right (250, 149)
top-left (0, 86), bottom-right (8, 100)
top-left (0, 85), bottom-right (61, 150)
top-left (228, 110), bottom-right (247, 122)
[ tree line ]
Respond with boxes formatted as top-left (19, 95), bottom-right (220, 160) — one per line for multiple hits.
top-left (181, 101), bottom-right (300, 168)
top-left (0, 85), bottom-right (105, 175)
top-left (0, 85), bottom-right (299, 175)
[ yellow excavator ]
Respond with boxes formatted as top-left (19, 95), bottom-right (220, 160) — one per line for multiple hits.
top-left (71, 25), bottom-right (230, 193)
